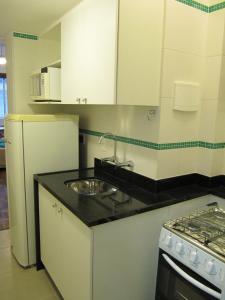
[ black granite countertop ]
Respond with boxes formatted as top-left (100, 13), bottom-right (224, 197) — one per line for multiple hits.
top-left (34, 159), bottom-right (225, 227)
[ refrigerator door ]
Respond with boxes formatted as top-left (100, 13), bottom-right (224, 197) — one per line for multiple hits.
top-left (23, 119), bottom-right (79, 265)
top-left (5, 114), bottom-right (79, 267)
top-left (5, 120), bottom-right (29, 266)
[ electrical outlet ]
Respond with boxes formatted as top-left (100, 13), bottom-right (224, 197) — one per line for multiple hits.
top-left (147, 109), bottom-right (156, 121)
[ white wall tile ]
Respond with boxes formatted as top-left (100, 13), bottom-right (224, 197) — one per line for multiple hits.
top-left (119, 143), bottom-right (158, 179)
top-left (203, 55), bottom-right (222, 99)
top-left (222, 150), bottom-right (225, 175)
top-left (199, 0), bottom-right (209, 4)
top-left (198, 99), bottom-right (218, 141)
top-left (157, 148), bottom-right (197, 179)
top-left (214, 99), bottom-right (225, 141)
top-left (206, 10), bottom-right (225, 56)
top-left (164, 0), bottom-right (208, 55)
top-left (218, 55), bottom-right (225, 101)
top-left (64, 105), bottom-right (160, 143)
top-left (178, 148), bottom-right (198, 175)
top-left (197, 148), bottom-right (214, 176)
top-left (158, 98), bottom-right (200, 143)
top-left (157, 148), bottom-right (198, 179)
top-left (84, 135), bottom-right (158, 179)
top-left (211, 149), bottom-right (225, 176)
top-left (209, 0), bottom-right (225, 5)
top-left (157, 149), bottom-right (180, 179)
top-left (161, 49), bottom-right (205, 98)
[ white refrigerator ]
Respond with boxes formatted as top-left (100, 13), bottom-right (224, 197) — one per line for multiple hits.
top-left (5, 114), bottom-right (79, 267)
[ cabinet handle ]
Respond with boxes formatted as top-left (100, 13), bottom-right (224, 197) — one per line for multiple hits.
top-left (82, 98), bottom-right (87, 104)
top-left (57, 208), bottom-right (63, 214)
top-left (52, 203), bottom-right (57, 208)
top-left (76, 98), bottom-right (81, 104)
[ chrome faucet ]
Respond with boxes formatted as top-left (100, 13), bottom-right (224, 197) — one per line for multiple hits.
top-left (99, 132), bottom-right (134, 170)
top-left (116, 161), bottom-right (134, 170)
top-left (98, 132), bottom-right (119, 164)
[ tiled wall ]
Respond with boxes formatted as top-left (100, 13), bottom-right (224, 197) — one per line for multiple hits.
top-left (198, 2), bottom-right (225, 176)
top-left (157, 0), bottom-right (207, 178)
top-left (7, 0), bottom-right (225, 180)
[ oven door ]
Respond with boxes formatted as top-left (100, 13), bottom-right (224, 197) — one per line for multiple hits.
top-left (155, 250), bottom-right (222, 300)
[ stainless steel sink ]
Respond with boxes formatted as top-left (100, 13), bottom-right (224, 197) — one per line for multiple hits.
top-left (65, 178), bottom-right (118, 196)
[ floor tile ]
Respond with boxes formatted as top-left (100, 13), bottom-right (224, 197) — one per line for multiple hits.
top-left (0, 230), bottom-right (61, 299)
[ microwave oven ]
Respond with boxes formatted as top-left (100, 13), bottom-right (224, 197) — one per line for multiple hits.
top-left (30, 67), bottom-right (61, 102)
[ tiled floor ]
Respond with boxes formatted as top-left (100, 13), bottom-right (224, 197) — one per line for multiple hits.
top-left (0, 230), bottom-right (61, 300)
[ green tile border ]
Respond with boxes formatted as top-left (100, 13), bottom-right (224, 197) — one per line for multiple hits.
top-left (209, 1), bottom-right (225, 12)
top-left (13, 32), bottom-right (38, 40)
top-left (176, 0), bottom-right (209, 12)
top-left (80, 129), bottom-right (225, 151)
top-left (176, 0), bottom-right (225, 13)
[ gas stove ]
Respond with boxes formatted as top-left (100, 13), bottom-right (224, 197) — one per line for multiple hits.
top-left (165, 207), bottom-right (225, 262)
top-left (158, 206), bottom-right (225, 300)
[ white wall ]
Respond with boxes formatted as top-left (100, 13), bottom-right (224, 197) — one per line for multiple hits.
top-left (7, 1), bottom-right (225, 180)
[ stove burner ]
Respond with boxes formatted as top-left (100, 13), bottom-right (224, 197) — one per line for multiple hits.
top-left (165, 207), bottom-right (225, 258)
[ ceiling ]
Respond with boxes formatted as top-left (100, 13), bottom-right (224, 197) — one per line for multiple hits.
top-left (0, 0), bottom-right (81, 40)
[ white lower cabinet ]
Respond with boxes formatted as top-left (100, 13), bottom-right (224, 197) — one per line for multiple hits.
top-left (39, 185), bottom-right (92, 300)
top-left (39, 185), bottom-right (209, 300)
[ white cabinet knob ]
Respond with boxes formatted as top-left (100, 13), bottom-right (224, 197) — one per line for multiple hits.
top-left (190, 250), bottom-right (198, 264)
top-left (175, 242), bottom-right (184, 255)
top-left (205, 260), bottom-right (217, 275)
top-left (165, 235), bottom-right (172, 248)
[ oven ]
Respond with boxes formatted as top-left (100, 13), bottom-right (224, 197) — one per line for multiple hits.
top-left (155, 250), bottom-right (221, 300)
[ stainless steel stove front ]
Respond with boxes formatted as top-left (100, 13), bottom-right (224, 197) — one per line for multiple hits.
top-left (155, 207), bottom-right (225, 300)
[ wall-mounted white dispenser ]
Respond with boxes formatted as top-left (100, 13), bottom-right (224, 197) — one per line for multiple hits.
top-left (173, 81), bottom-right (200, 112)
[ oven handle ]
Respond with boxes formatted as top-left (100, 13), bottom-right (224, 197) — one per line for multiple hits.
top-left (162, 254), bottom-right (221, 300)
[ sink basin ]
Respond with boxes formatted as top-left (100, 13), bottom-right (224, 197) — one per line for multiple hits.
top-left (65, 178), bottom-right (118, 196)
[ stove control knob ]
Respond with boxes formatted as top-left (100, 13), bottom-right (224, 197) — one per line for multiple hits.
top-left (165, 235), bottom-right (172, 248)
top-left (219, 269), bottom-right (224, 281)
top-left (175, 242), bottom-right (184, 255)
top-left (205, 260), bottom-right (217, 275)
top-left (190, 250), bottom-right (198, 264)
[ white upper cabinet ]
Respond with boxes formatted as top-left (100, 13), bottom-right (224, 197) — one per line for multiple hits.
top-left (61, 0), bottom-right (118, 104)
top-left (61, 0), bottom-right (164, 106)
top-left (117, 0), bottom-right (164, 106)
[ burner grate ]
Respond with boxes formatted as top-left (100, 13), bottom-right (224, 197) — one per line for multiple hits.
top-left (165, 207), bottom-right (225, 257)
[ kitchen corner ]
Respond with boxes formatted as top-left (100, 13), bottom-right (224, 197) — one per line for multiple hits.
top-left (34, 158), bottom-right (225, 300)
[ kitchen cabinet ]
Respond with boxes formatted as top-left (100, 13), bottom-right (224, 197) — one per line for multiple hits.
top-left (38, 184), bottom-right (212, 300)
top-left (117, 0), bottom-right (164, 106)
top-left (39, 185), bottom-right (92, 300)
top-left (61, 0), bottom-right (118, 105)
top-left (61, 0), bottom-right (164, 106)
top-left (39, 184), bottom-right (169, 300)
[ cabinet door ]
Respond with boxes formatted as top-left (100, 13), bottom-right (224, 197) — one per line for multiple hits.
top-left (58, 201), bottom-right (93, 300)
top-left (39, 185), bottom-right (62, 287)
top-left (39, 185), bottom-right (93, 300)
top-left (117, 0), bottom-right (164, 106)
top-left (61, 2), bottom-right (85, 104)
top-left (61, 0), bottom-right (118, 105)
